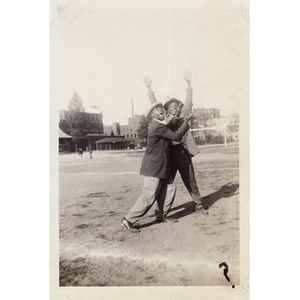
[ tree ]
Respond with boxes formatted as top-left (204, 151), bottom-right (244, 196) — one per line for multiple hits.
top-left (137, 115), bottom-right (150, 144)
top-left (192, 108), bottom-right (211, 128)
top-left (68, 91), bottom-right (85, 112)
top-left (65, 91), bottom-right (87, 151)
top-left (227, 113), bottom-right (239, 133)
top-left (192, 108), bottom-right (214, 144)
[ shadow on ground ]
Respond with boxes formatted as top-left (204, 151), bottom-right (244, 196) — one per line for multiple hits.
top-left (167, 182), bottom-right (239, 220)
top-left (137, 182), bottom-right (239, 229)
top-left (201, 182), bottom-right (239, 209)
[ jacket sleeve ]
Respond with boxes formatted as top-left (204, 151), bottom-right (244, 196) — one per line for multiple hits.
top-left (155, 120), bottom-right (190, 141)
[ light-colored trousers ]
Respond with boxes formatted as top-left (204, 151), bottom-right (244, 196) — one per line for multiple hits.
top-left (125, 176), bottom-right (176, 224)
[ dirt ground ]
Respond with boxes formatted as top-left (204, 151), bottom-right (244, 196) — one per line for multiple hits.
top-left (58, 145), bottom-right (240, 287)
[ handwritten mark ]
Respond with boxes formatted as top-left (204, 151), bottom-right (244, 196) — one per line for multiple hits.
top-left (219, 262), bottom-right (235, 288)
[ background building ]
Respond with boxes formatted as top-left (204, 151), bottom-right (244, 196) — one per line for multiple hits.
top-left (59, 110), bottom-right (103, 135)
top-left (59, 109), bottom-right (104, 151)
top-left (59, 128), bottom-right (73, 153)
top-left (192, 107), bottom-right (220, 127)
top-left (191, 108), bottom-right (239, 145)
top-left (103, 125), bottom-right (113, 136)
top-left (120, 115), bottom-right (142, 140)
top-left (95, 136), bottom-right (133, 151)
top-left (112, 122), bottom-right (120, 135)
top-left (103, 122), bottom-right (121, 136)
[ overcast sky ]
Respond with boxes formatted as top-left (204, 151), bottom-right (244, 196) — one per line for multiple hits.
top-left (50, 0), bottom-right (248, 125)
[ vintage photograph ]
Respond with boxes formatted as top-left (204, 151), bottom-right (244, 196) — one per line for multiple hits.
top-left (50, 0), bottom-right (249, 299)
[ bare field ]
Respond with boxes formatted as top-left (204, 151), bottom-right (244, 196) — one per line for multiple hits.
top-left (58, 145), bottom-right (240, 286)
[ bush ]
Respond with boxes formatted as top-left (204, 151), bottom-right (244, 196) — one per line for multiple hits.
top-left (212, 135), bottom-right (224, 144)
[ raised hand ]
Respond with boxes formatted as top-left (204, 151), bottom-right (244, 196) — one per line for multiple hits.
top-left (175, 103), bottom-right (183, 118)
top-left (183, 70), bottom-right (192, 88)
top-left (164, 113), bottom-right (174, 124)
top-left (143, 75), bottom-right (152, 89)
top-left (183, 70), bottom-right (192, 82)
top-left (184, 111), bottom-right (194, 121)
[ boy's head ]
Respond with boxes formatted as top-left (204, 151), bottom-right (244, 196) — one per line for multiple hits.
top-left (163, 98), bottom-right (183, 116)
top-left (144, 102), bottom-right (165, 120)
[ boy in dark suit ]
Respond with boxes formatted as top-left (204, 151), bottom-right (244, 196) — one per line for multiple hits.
top-left (121, 102), bottom-right (192, 233)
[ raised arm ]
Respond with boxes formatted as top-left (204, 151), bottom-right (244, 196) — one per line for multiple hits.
top-left (183, 70), bottom-right (192, 89)
top-left (181, 70), bottom-right (193, 115)
top-left (143, 75), bottom-right (152, 92)
top-left (143, 75), bottom-right (157, 104)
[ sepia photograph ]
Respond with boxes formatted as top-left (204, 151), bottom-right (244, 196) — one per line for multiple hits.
top-left (4, 1), bottom-right (300, 300)
top-left (50, 0), bottom-right (249, 299)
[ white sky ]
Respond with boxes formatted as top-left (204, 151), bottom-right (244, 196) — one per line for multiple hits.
top-left (50, 0), bottom-right (248, 125)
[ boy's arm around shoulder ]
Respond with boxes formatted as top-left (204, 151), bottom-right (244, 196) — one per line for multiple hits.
top-left (155, 119), bottom-right (190, 141)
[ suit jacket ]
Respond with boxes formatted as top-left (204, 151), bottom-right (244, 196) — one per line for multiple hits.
top-left (140, 119), bottom-right (190, 179)
top-left (148, 89), bottom-right (199, 157)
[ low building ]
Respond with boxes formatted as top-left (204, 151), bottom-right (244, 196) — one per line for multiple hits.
top-left (85, 133), bottom-right (106, 150)
top-left (95, 136), bottom-right (133, 150)
top-left (59, 128), bottom-right (73, 153)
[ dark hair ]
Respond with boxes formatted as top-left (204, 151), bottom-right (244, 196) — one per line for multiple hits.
top-left (164, 98), bottom-right (182, 110)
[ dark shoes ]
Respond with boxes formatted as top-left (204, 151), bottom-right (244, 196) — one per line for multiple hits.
top-left (156, 216), bottom-right (178, 223)
top-left (121, 218), bottom-right (140, 233)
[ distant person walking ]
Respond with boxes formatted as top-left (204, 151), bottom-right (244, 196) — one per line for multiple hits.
top-left (121, 102), bottom-right (192, 233)
top-left (78, 147), bottom-right (83, 158)
top-left (143, 71), bottom-right (208, 215)
top-left (86, 144), bottom-right (93, 159)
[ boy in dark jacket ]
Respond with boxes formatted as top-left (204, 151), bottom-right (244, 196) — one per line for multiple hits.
top-left (121, 102), bottom-right (192, 233)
